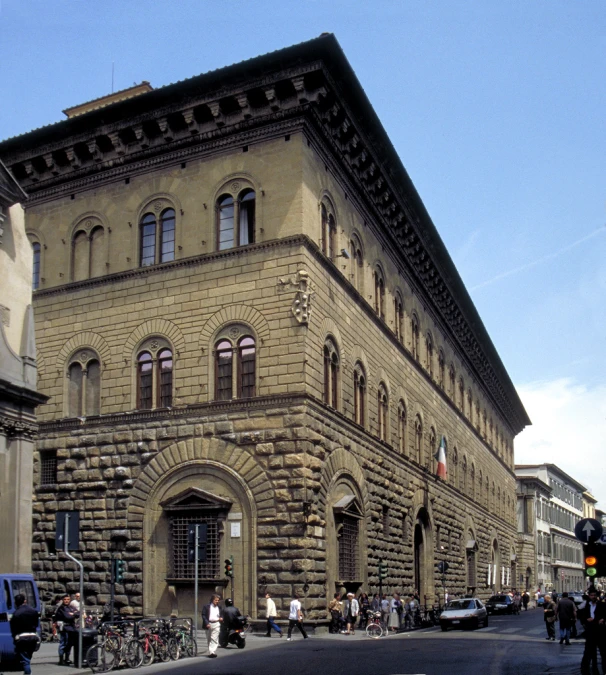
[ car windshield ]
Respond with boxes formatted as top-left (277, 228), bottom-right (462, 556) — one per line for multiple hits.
top-left (446, 600), bottom-right (475, 610)
top-left (489, 596), bottom-right (508, 602)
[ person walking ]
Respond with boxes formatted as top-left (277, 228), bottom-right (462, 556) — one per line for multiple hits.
top-left (380, 594), bottom-right (390, 626)
top-left (578, 587), bottom-right (604, 675)
top-left (53, 594), bottom-right (77, 665)
top-left (556, 592), bottom-right (577, 645)
top-left (543, 594), bottom-right (556, 641)
top-left (522, 591), bottom-right (530, 611)
top-left (287, 592), bottom-right (308, 640)
top-left (264, 592), bottom-right (282, 638)
top-left (10, 594), bottom-right (40, 675)
top-left (343, 593), bottom-right (359, 635)
top-left (328, 593), bottom-right (342, 634)
top-left (201, 594), bottom-right (223, 658)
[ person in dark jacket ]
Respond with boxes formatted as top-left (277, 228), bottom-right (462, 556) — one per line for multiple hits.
top-left (542, 594), bottom-right (556, 641)
top-left (556, 592), bottom-right (577, 645)
top-left (201, 594), bottom-right (222, 658)
top-left (53, 594), bottom-right (78, 665)
top-left (578, 587), bottom-right (605, 675)
top-left (219, 598), bottom-right (242, 647)
top-left (10, 594), bottom-right (39, 675)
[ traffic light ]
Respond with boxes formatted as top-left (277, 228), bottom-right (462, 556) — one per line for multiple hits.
top-left (224, 556), bottom-right (234, 578)
top-left (584, 543), bottom-right (599, 579)
top-left (378, 559), bottom-right (388, 580)
top-left (114, 559), bottom-right (126, 584)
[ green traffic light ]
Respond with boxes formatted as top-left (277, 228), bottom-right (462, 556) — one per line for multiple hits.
top-left (587, 567), bottom-right (597, 577)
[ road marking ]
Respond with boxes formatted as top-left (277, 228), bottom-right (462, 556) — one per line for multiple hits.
top-left (500, 627), bottom-right (520, 633)
top-left (477, 626), bottom-right (497, 632)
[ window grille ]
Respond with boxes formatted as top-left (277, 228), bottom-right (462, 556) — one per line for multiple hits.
top-left (466, 551), bottom-right (477, 587)
top-left (170, 514), bottom-right (220, 579)
top-left (338, 515), bottom-right (359, 580)
top-left (40, 451), bottom-right (57, 485)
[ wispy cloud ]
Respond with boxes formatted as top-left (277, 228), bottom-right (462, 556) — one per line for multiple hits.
top-left (515, 378), bottom-right (606, 505)
top-left (470, 226), bottom-right (606, 292)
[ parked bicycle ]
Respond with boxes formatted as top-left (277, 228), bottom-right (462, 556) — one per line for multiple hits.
top-left (365, 611), bottom-right (387, 638)
top-left (86, 621), bottom-right (142, 672)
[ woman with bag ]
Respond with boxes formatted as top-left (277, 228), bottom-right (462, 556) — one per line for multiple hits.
top-left (543, 594), bottom-right (556, 641)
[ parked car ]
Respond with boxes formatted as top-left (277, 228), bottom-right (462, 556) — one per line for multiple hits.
top-left (485, 594), bottom-right (515, 614)
top-left (536, 594), bottom-right (545, 607)
top-left (568, 592), bottom-right (584, 607)
top-left (439, 598), bottom-right (488, 631)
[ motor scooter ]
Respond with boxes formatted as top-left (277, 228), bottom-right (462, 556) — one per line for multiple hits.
top-left (220, 616), bottom-right (247, 649)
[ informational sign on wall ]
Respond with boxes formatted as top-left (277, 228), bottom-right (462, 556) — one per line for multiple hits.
top-left (230, 521), bottom-right (241, 538)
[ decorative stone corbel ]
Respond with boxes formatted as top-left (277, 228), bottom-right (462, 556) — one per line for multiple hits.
top-left (182, 109), bottom-right (200, 134)
top-left (291, 270), bottom-right (314, 325)
top-left (235, 94), bottom-right (252, 119)
top-left (107, 131), bottom-right (125, 155)
top-left (207, 102), bottom-right (224, 128)
top-left (157, 117), bottom-right (173, 142)
top-left (86, 139), bottom-right (103, 163)
top-left (65, 147), bottom-right (80, 169)
top-left (264, 87), bottom-right (280, 112)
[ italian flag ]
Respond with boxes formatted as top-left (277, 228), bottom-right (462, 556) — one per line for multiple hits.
top-left (435, 436), bottom-right (447, 479)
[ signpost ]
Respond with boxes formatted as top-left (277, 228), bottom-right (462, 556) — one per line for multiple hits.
top-left (574, 518), bottom-right (603, 543)
top-left (188, 524), bottom-right (207, 638)
top-left (56, 512), bottom-right (83, 669)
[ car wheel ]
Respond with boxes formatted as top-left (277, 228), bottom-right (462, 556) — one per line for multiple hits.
top-left (473, 618), bottom-right (480, 630)
top-left (441, 624), bottom-right (448, 632)
top-left (484, 615), bottom-right (489, 627)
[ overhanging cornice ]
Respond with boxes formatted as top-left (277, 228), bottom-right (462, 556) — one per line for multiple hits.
top-left (0, 33), bottom-right (529, 434)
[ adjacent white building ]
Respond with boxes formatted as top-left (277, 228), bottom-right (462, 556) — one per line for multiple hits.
top-left (516, 464), bottom-right (585, 593)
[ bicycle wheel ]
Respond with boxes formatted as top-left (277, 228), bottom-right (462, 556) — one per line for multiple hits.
top-left (366, 623), bottom-right (383, 639)
top-left (86, 644), bottom-right (116, 673)
top-left (167, 637), bottom-right (181, 661)
top-left (182, 634), bottom-right (197, 657)
top-left (155, 639), bottom-right (171, 663)
top-left (124, 639), bottom-right (144, 669)
top-left (139, 639), bottom-right (155, 666)
top-left (106, 635), bottom-right (121, 653)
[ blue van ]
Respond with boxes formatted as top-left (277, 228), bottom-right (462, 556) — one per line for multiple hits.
top-left (0, 574), bottom-right (41, 666)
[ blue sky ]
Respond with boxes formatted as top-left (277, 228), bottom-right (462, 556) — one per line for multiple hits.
top-left (2, 0), bottom-right (605, 502)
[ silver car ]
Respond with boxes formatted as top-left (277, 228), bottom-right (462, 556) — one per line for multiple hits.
top-left (439, 598), bottom-right (488, 631)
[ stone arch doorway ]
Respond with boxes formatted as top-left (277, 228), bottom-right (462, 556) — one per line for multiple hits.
top-left (412, 507), bottom-right (433, 603)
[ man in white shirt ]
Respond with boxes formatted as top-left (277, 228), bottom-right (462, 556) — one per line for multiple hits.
top-left (264, 593), bottom-right (283, 638)
top-left (287, 592), bottom-right (308, 640)
top-left (202, 594), bottom-right (223, 658)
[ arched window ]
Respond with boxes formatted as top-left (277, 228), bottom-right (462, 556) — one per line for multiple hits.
top-left (353, 362), bottom-right (366, 427)
top-left (461, 456), bottom-right (467, 493)
top-left (411, 314), bottom-right (420, 361)
top-left (397, 400), bottom-right (407, 454)
top-left (67, 350), bottom-right (101, 417)
top-left (213, 327), bottom-right (257, 400)
top-left (377, 382), bottom-right (388, 442)
top-left (449, 365), bottom-right (456, 399)
top-left (394, 293), bottom-right (404, 343)
top-left (414, 415), bottom-right (423, 463)
top-left (350, 235), bottom-right (364, 292)
top-left (216, 189), bottom-right (256, 250)
top-left (428, 426), bottom-right (436, 470)
top-left (238, 336), bottom-right (256, 398)
top-left (31, 241), bottom-right (41, 290)
top-left (89, 225), bottom-right (106, 277)
top-left (438, 349), bottom-right (445, 388)
top-left (470, 464), bottom-right (476, 500)
top-left (72, 230), bottom-right (89, 281)
top-left (136, 338), bottom-right (174, 409)
top-left (140, 208), bottom-right (176, 266)
top-left (467, 388), bottom-right (473, 421)
top-left (478, 470), bottom-right (483, 505)
top-left (459, 378), bottom-right (465, 412)
top-left (426, 333), bottom-right (434, 378)
top-left (321, 203), bottom-right (337, 260)
top-left (374, 267), bottom-right (385, 319)
top-left (323, 338), bottom-right (339, 409)
top-left (452, 447), bottom-right (458, 487)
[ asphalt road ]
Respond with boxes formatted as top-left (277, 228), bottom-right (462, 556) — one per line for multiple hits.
top-left (118, 608), bottom-right (588, 675)
top-left (28, 608), bottom-right (589, 675)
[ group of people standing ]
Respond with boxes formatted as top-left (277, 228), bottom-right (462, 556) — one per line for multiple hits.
top-left (543, 587), bottom-right (606, 675)
top-left (328, 590), bottom-right (422, 634)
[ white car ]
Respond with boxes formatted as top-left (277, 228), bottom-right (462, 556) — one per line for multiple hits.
top-left (439, 598), bottom-right (488, 631)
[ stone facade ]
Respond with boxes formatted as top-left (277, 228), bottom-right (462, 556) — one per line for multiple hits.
top-left (0, 161), bottom-right (47, 572)
top-left (0, 34), bottom-right (529, 621)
